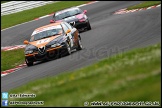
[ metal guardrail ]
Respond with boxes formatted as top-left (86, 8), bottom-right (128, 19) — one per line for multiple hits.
top-left (1, 1), bottom-right (57, 16)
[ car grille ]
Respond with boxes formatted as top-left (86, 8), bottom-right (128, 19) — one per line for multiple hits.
top-left (38, 46), bottom-right (46, 55)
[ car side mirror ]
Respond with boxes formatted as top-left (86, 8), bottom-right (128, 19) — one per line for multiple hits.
top-left (83, 10), bottom-right (87, 14)
top-left (50, 20), bottom-right (55, 23)
top-left (24, 40), bottom-right (29, 45)
top-left (66, 29), bottom-right (71, 35)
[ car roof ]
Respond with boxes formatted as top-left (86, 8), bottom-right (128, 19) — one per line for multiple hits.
top-left (55, 7), bottom-right (79, 14)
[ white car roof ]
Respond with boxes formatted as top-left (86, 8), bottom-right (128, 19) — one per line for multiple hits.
top-left (55, 7), bottom-right (80, 15)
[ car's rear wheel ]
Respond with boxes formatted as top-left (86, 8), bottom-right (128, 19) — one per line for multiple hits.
top-left (25, 58), bottom-right (33, 66)
top-left (76, 37), bottom-right (83, 51)
top-left (87, 21), bottom-right (91, 30)
top-left (60, 42), bottom-right (71, 57)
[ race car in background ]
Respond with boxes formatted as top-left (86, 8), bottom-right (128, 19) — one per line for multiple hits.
top-left (24, 22), bottom-right (83, 66)
top-left (50, 7), bottom-right (91, 32)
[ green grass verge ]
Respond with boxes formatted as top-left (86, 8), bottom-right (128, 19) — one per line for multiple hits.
top-left (1, 49), bottom-right (25, 71)
top-left (1, 1), bottom-right (10, 4)
top-left (1, 1), bottom-right (89, 30)
top-left (7, 43), bottom-right (161, 107)
top-left (127, 1), bottom-right (161, 10)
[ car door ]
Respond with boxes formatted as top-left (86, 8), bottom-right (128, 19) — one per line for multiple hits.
top-left (61, 23), bottom-right (74, 48)
top-left (64, 22), bottom-right (79, 46)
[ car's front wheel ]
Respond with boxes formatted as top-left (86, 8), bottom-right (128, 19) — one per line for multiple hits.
top-left (25, 58), bottom-right (33, 66)
top-left (76, 37), bottom-right (83, 51)
top-left (65, 42), bottom-right (71, 56)
top-left (87, 21), bottom-right (91, 30)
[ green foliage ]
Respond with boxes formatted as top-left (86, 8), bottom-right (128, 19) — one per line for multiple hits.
top-left (1, 48), bottom-right (25, 71)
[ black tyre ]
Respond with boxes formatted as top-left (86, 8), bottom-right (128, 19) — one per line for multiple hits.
top-left (25, 58), bottom-right (33, 66)
top-left (87, 21), bottom-right (91, 30)
top-left (76, 37), bottom-right (83, 51)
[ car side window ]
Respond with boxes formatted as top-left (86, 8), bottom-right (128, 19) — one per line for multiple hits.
top-left (61, 23), bottom-right (69, 33)
top-left (64, 22), bottom-right (73, 30)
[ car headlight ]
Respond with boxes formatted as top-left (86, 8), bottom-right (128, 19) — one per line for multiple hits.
top-left (25, 44), bottom-right (37, 53)
top-left (56, 43), bottom-right (61, 46)
top-left (79, 18), bottom-right (87, 22)
top-left (25, 50), bottom-right (33, 54)
top-left (79, 15), bottom-right (87, 22)
top-left (51, 44), bottom-right (56, 48)
top-left (51, 43), bottom-right (61, 48)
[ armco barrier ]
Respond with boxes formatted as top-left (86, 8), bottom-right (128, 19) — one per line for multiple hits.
top-left (1, 1), bottom-right (58, 16)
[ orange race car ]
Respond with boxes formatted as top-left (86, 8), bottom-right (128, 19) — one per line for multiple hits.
top-left (24, 21), bottom-right (83, 66)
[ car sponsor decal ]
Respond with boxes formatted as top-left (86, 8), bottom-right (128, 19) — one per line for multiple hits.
top-left (36, 38), bottom-right (50, 45)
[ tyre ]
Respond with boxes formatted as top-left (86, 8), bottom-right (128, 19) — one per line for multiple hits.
top-left (87, 21), bottom-right (91, 30)
top-left (66, 43), bottom-right (71, 55)
top-left (25, 58), bottom-right (33, 66)
top-left (76, 37), bottom-right (83, 50)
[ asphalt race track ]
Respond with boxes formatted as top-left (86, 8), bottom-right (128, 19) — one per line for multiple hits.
top-left (1, 1), bottom-right (161, 91)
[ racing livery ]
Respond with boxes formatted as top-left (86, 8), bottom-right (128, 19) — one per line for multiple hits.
top-left (50, 7), bottom-right (91, 32)
top-left (24, 22), bottom-right (83, 66)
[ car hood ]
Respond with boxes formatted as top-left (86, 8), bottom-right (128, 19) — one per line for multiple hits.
top-left (29, 35), bottom-right (61, 48)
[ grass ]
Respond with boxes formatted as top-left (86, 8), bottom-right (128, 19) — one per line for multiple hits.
top-left (1, 1), bottom-right (90, 29)
top-left (1, 48), bottom-right (25, 71)
top-left (127, 1), bottom-right (161, 10)
top-left (1, 1), bottom-right (10, 4)
top-left (7, 43), bottom-right (161, 107)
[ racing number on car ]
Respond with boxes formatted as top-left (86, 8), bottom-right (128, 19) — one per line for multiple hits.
top-left (37, 39), bottom-right (50, 45)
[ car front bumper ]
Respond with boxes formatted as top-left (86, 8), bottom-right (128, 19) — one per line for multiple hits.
top-left (71, 20), bottom-right (89, 31)
top-left (25, 45), bottom-right (67, 62)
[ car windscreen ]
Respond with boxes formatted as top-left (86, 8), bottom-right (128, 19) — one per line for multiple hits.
top-left (30, 27), bottom-right (63, 42)
top-left (54, 8), bottom-right (82, 21)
